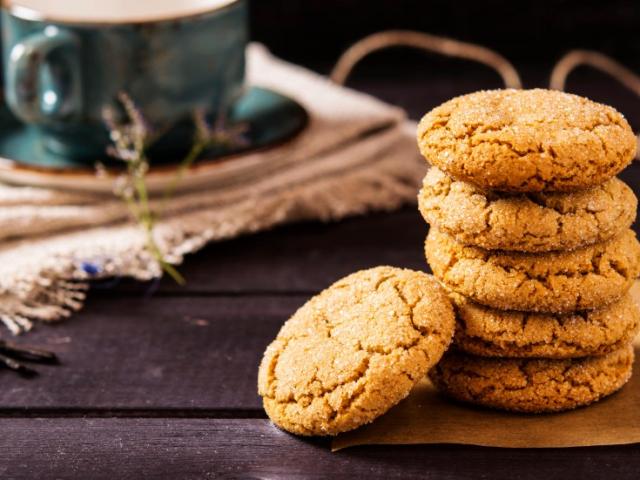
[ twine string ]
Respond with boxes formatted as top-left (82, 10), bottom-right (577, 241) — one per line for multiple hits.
top-left (332, 34), bottom-right (639, 158)
top-left (550, 50), bottom-right (640, 96)
top-left (330, 30), bottom-right (522, 88)
top-left (550, 49), bottom-right (640, 158)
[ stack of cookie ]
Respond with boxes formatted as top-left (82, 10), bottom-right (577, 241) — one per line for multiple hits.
top-left (417, 89), bottom-right (640, 412)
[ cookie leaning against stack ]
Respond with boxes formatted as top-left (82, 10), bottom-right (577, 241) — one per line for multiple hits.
top-left (258, 266), bottom-right (456, 436)
top-left (418, 88), bottom-right (640, 413)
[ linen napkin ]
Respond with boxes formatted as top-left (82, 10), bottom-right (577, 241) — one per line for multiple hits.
top-left (0, 43), bottom-right (425, 334)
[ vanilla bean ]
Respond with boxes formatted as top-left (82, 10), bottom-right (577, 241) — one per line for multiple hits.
top-left (0, 341), bottom-right (58, 365)
top-left (0, 353), bottom-right (38, 377)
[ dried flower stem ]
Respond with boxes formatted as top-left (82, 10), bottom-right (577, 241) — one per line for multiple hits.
top-left (103, 95), bottom-right (249, 285)
top-left (103, 93), bottom-right (187, 285)
top-left (133, 158), bottom-right (186, 285)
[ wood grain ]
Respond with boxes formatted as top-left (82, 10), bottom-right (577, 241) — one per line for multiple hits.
top-left (0, 296), bottom-right (301, 411)
top-left (118, 209), bottom-right (428, 295)
top-left (1, 418), bottom-right (638, 480)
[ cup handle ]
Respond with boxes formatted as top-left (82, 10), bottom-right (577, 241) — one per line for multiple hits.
top-left (6, 27), bottom-right (82, 124)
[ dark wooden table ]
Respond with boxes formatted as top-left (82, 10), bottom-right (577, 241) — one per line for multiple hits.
top-left (1, 72), bottom-right (640, 479)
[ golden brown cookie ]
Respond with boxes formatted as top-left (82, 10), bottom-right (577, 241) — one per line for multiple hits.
top-left (451, 292), bottom-right (640, 358)
top-left (257, 266), bottom-right (455, 436)
top-left (429, 345), bottom-right (634, 413)
top-left (418, 167), bottom-right (637, 252)
top-left (425, 228), bottom-right (640, 313)
top-left (417, 89), bottom-right (636, 192)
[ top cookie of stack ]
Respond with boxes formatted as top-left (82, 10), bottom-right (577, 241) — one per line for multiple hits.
top-left (418, 88), bottom-right (637, 193)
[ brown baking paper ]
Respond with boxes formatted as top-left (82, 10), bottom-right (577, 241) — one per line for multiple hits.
top-left (331, 282), bottom-right (640, 451)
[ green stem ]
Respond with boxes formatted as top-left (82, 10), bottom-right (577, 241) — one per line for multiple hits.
top-left (134, 161), bottom-right (151, 220)
top-left (161, 139), bottom-right (208, 210)
top-left (122, 153), bottom-right (186, 286)
top-left (143, 221), bottom-right (185, 285)
top-left (138, 157), bottom-right (185, 285)
top-left (107, 94), bottom-right (190, 287)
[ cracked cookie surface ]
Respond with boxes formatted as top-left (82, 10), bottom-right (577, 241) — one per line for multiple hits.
top-left (417, 89), bottom-right (637, 192)
top-left (429, 345), bottom-right (634, 413)
top-left (425, 228), bottom-right (640, 313)
top-left (451, 292), bottom-right (640, 358)
top-left (258, 266), bottom-right (455, 436)
top-left (418, 167), bottom-right (637, 252)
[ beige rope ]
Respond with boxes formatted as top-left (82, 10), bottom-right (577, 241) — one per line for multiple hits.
top-left (550, 50), bottom-right (640, 96)
top-left (330, 30), bottom-right (522, 88)
top-left (550, 50), bottom-right (640, 158)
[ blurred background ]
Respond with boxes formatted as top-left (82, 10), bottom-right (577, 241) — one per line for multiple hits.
top-left (250, 0), bottom-right (640, 126)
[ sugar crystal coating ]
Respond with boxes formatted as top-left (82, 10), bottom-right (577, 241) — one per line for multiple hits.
top-left (425, 228), bottom-right (640, 313)
top-left (258, 266), bottom-right (456, 436)
top-left (430, 345), bottom-right (634, 412)
top-left (418, 167), bottom-right (637, 252)
top-left (417, 89), bottom-right (637, 192)
top-left (450, 291), bottom-right (640, 358)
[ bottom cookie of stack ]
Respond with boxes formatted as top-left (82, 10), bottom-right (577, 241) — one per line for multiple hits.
top-left (429, 345), bottom-right (634, 413)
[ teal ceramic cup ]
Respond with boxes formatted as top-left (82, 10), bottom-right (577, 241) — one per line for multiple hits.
top-left (2, 0), bottom-right (248, 161)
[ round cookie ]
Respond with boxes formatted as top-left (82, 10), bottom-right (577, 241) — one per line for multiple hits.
top-left (425, 228), bottom-right (640, 313)
top-left (417, 89), bottom-right (637, 192)
top-left (418, 166), bottom-right (637, 252)
top-left (429, 345), bottom-right (634, 413)
top-left (257, 266), bottom-right (456, 436)
top-left (451, 292), bottom-right (640, 358)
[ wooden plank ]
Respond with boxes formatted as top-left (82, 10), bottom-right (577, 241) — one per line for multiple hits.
top-left (0, 418), bottom-right (638, 479)
top-left (0, 296), bottom-right (300, 411)
top-left (115, 208), bottom-right (428, 295)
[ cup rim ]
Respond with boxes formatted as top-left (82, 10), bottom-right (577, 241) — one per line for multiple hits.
top-left (5, 0), bottom-right (242, 25)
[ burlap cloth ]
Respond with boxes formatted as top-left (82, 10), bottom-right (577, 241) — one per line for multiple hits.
top-left (0, 43), bottom-right (425, 334)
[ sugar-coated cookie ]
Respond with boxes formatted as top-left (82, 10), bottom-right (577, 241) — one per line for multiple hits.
top-left (429, 345), bottom-right (634, 413)
top-left (451, 292), bottom-right (640, 358)
top-left (418, 167), bottom-right (637, 252)
top-left (417, 89), bottom-right (636, 192)
top-left (258, 266), bottom-right (455, 436)
top-left (425, 228), bottom-right (640, 313)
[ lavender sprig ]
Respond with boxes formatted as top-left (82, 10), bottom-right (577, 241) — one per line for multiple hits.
top-left (101, 94), bottom-right (251, 286)
top-left (102, 93), bottom-right (184, 285)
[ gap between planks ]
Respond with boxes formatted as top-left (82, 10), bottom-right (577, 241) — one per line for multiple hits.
top-left (90, 286), bottom-right (321, 298)
top-left (0, 408), bottom-right (268, 419)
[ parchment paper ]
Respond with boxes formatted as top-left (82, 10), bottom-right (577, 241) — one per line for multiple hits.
top-left (332, 282), bottom-right (640, 451)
